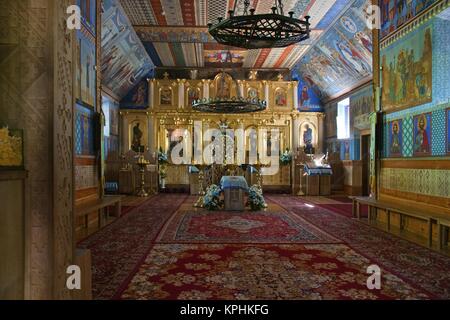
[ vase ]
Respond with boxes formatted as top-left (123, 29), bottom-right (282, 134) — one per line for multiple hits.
top-left (160, 178), bottom-right (166, 189)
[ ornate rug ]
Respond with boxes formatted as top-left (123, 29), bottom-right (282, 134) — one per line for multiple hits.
top-left (156, 205), bottom-right (339, 244)
top-left (117, 243), bottom-right (432, 300)
top-left (267, 195), bottom-right (450, 299)
top-left (78, 194), bottom-right (188, 300)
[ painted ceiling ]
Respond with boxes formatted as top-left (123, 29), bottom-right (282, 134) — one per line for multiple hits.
top-left (118, 0), bottom-right (356, 71)
top-left (101, 0), bottom-right (154, 99)
top-left (292, 0), bottom-right (373, 101)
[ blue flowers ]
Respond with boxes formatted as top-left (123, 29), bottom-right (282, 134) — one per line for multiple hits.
top-left (203, 184), bottom-right (224, 210)
top-left (246, 185), bottom-right (267, 211)
top-left (280, 149), bottom-right (292, 166)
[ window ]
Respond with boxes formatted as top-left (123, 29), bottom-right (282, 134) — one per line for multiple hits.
top-left (337, 97), bottom-right (350, 140)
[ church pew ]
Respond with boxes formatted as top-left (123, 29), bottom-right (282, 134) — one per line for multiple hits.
top-left (351, 196), bottom-right (450, 250)
top-left (75, 195), bottom-right (123, 230)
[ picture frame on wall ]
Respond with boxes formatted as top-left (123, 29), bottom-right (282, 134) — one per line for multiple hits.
top-left (0, 127), bottom-right (24, 170)
top-left (413, 113), bottom-right (432, 157)
top-left (160, 86), bottom-right (173, 106)
top-left (274, 88), bottom-right (287, 107)
top-left (388, 119), bottom-right (403, 157)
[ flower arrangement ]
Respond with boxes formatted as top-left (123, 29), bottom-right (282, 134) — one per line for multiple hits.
top-left (203, 184), bottom-right (223, 210)
top-left (246, 185), bottom-right (267, 211)
top-left (158, 147), bottom-right (169, 164)
top-left (280, 148), bottom-right (292, 166)
top-left (158, 147), bottom-right (168, 188)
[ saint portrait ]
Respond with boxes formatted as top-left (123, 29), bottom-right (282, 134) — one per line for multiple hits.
top-left (389, 120), bottom-right (402, 157)
top-left (248, 87), bottom-right (259, 100)
top-left (302, 124), bottom-right (314, 154)
top-left (160, 87), bottom-right (173, 106)
top-left (413, 113), bottom-right (431, 156)
top-left (131, 122), bottom-right (144, 153)
top-left (187, 87), bottom-right (200, 107)
top-left (275, 88), bottom-right (287, 107)
top-left (215, 72), bottom-right (233, 99)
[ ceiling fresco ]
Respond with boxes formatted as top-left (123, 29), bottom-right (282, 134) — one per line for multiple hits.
top-left (101, 0), bottom-right (154, 99)
top-left (119, 0), bottom-right (354, 70)
top-left (292, 0), bottom-right (373, 101)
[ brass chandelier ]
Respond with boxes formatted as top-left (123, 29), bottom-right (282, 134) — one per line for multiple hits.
top-left (208, 0), bottom-right (311, 49)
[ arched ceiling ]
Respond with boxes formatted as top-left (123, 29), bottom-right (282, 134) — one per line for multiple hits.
top-left (102, 0), bottom-right (374, 100)
top-left (119, 0), bottom-right (353, 70)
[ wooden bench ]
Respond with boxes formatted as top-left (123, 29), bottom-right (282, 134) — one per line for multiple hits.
top-left (351, 196), bottom-right (450, 249)
top-left (75, 195), bottom-right (123, 229)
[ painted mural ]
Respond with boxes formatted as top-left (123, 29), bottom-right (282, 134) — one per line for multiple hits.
top-left (79, 30), bottom-right (96, 107)
top-left (101, 0), bottom-right (154, 99)
top-left (293, 0), bottom-right (373, 100)
top-left (204, 49), bottom-right (247, 68)
top-left (413, 113), bottom-right (432, 156)
top-left (389, 119), bottom-right (403, 156)
top-left (381, 24), bottom-right (432, 112)
top-left (351, 85), bottom-right (373, 130)
top-left (101, 95), bottom-right (120, 159)
top-left (78, 0), bottom-right (97, 35)
top-left (381, 0), bottom-right (438, 38)
top-left (121, 78), bottom-right (149, 109)
top-left (297, 76), bottom-right (322, 112)
top-left (75, 103), bottom-right (96, 156)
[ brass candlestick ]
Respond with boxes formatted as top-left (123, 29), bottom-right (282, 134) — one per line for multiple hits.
top-left (194, 164), bottom-right (207, 208)
top-left (136, 155), bottom-right (150, 197)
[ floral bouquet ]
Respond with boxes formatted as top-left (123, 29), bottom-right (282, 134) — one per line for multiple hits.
top-left (203, 184), bottom-right (224, 210)
top-left (280, 148), bottom-right (292, 166)
top-left (246, 185), bottom-right (268, 211)
top-left (158, 147), bottom-right (169, 164)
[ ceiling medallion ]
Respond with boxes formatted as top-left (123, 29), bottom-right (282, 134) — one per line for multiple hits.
top-left (208, 0), bottom-right (311, 49)
top-left (192, 72), bottom-right (267, 114)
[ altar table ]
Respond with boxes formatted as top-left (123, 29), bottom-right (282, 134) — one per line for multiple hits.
top-left (220, 176), bottom-right (248, 211)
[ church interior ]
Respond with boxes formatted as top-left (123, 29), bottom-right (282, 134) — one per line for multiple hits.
top-left (1, 0), bottom-right (450, 301)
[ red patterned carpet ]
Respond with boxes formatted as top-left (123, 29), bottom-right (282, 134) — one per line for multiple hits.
top-left (79, 194), bottom-right (450, 300)
top-left (78, 194), bottom-right (188, 299)
top-left (119, 244), bottom-right (430, 300)
top-left (157, 204), bottom-right (339, 244)
top-left (267, 195), bottom-right (450, 299)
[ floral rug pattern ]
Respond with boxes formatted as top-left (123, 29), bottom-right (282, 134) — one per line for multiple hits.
top-left (79, 194), bottom-right (450, 300)
top-left (78, 194), bottom-right (188, 300)
top-left (119, 244), bottom-right (432, 300)
top-left (156, 208), bottom-right (340, 244)
top-left (267, 195), bottom-right (450, 299)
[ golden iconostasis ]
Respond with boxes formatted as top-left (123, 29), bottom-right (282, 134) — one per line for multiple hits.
top-left (120, 73), bottom-right (325, 163)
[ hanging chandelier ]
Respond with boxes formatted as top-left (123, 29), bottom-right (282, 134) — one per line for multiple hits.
top-left (208, 0), bottom-right (311, 49)
top-left (192, 71), bottom-right (267, 114)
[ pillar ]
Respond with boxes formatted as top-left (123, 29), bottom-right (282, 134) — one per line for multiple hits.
top-left (293, 82), bottom-right (299, 112)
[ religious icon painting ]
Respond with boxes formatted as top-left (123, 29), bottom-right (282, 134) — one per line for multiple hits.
top-left (160, 86), bottom-right (173, 106)
top-left (413, 113), bottom-right (432, 156)
top-left (79, 33), bottom-right (96, 108)
top-left (274, 88), bottom-right (287, 107)
top-left (187, 87), bottom-right (201, 107)
top-left (0, 127), bottom-right (24, 169)
top-left (388, 119), bottom-right (402, 157)
top-left (248, 87), bottom-right (259, 100)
